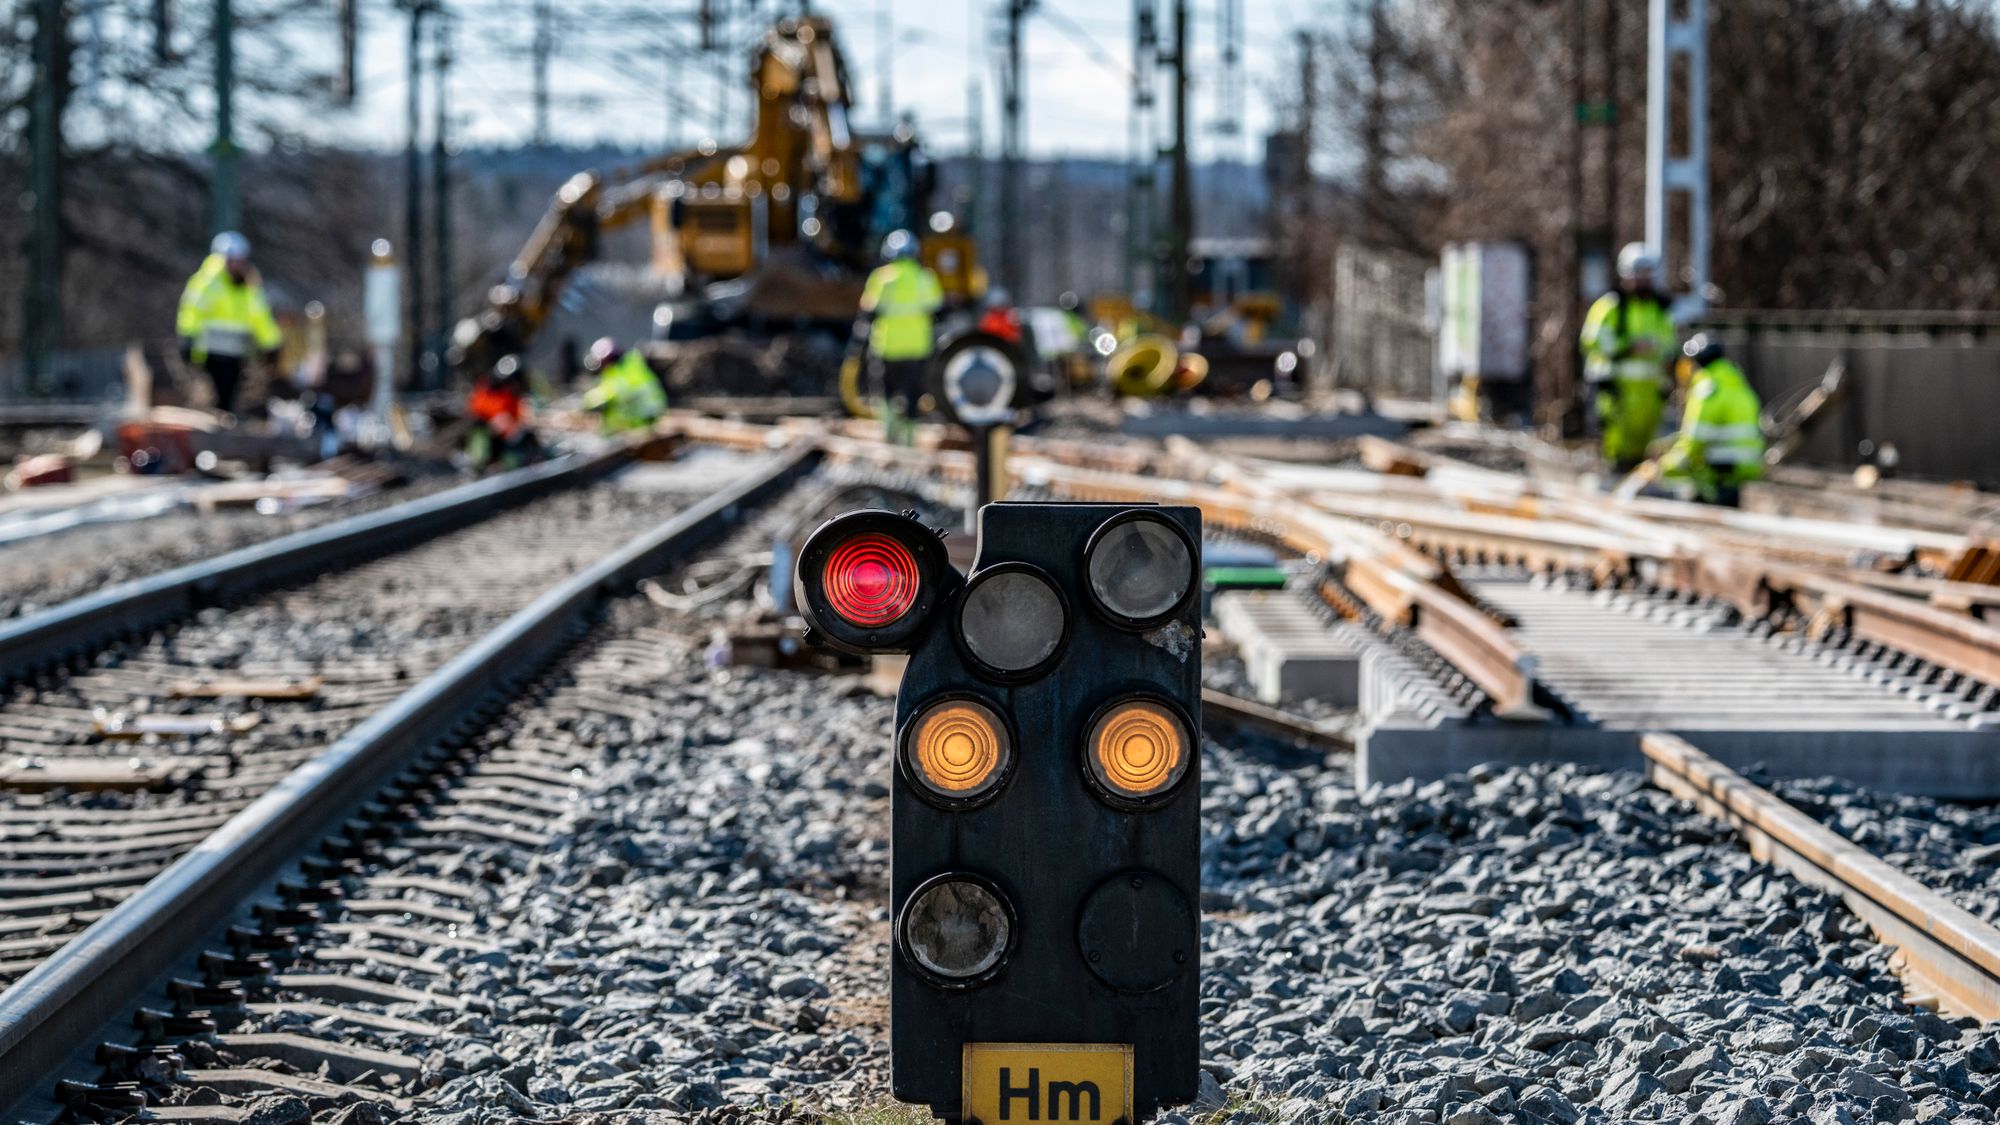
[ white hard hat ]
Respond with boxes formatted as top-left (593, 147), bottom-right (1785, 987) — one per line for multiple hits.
top-left (881, 229), bottom-right (917, 262)
top-left (1616, 243), bottom-right (1660, 283)
top-left (211, 231), bottom-right (251, 259)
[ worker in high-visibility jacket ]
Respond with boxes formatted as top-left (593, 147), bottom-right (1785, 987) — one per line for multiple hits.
top-left (1580, 243), bottom-right (1676, 471)
top-left (579, 337), bottom-right (667, 434)
top-left (1659, 334), bottom-right (1765, 506)
top-left (176, 231), bottom-right (283, 415)
top-left (858, 229), bottom-right (943, 445)
top-left (466, 355), bottom-right (541, 472)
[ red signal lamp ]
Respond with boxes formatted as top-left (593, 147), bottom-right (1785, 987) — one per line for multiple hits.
top-left (824, 532), bottom-right (922, 627)
top-left (796, 509), bottom-right (957, 654)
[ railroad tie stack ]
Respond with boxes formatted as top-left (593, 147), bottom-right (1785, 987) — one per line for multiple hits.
top-left (1212, 590), bottom-right (1363, 708)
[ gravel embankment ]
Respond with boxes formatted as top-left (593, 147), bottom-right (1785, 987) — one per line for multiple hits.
top-left (341, 653), bottom-right (2000, 1124)
top-left (403, 604), bottom-right (897, 1124)
top-left (367, 666), bottom-right (2000, 1125)
top-left (1190, 760), bottom-right (2000, 1125)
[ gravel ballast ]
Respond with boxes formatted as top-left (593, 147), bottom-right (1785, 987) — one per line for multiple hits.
top-left (1193, 759), bottom-right (2000, 1124)
top-left (112, 479), bottom-right (2000, 1124)
top-left (236, 649), bottom-right (2000, 1123)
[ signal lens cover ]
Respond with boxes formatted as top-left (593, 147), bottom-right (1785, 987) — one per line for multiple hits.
top-left (906, 698), bottom-right (1011, 803)
top-left (824, 531), bottom-right (921, 627)
top-left (1086, 698), bottom-right (1191, 805)
top-left (900, 875), bottom-right (1014, 985)
top-left (1086, 513), bottom-right (1196, 628)
top-left (957, 566), bottom-right (1067, 679)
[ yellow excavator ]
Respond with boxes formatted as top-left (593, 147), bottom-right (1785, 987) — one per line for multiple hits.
top-left (449, 14), bottom-right (983, 379)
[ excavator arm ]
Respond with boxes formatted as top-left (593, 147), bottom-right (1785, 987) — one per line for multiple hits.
top-left (449, 14), bottom-right (971, 382)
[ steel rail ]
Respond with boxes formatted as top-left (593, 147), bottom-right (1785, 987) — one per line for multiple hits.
top-left (1200, 688), bottom-right (1354, 752)
top-left (1643, 732), bottom-right (2000, 1021)
top-left (676, 415), bottom-right (2000, 711)
top-left (0, 443), bottom-right (820, 1114)
top-left (1009, 460), bottom-right (1544, 721)
top-left (0, 443), bottom-right (637, 681)
top-left (657, 416), bottom-right (1548, 720)
top-left (1771, 569), bottom-right (2000, 686)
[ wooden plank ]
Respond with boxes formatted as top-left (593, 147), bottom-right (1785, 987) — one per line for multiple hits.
top-left (170, 675), bottom-right (323, 700)
top-left (0, 757), bottom-right (205, 791)
top-left (92, 713), bottom-right (261, 739)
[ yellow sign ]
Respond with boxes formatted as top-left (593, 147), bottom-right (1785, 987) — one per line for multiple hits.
top-left (962, 1043), bottom-right (1133, 1124)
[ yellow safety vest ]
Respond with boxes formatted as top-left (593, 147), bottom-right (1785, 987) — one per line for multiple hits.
top-left (1580, 291), bottom-right (1675, 385)
top-left (861, 260), bottom-right (944, 361)
top-left (177, 255), bottom-right (282, 362)
top-left (582, 350), bottom-right (668, 433)
top-left (1581, 291), bottom-right (1676, 463)
top-left (1662, 358), bottom-right (1765, 501)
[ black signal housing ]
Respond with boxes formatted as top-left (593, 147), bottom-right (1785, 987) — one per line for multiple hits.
top-left (888, 501), bottom-right (1203, 1123)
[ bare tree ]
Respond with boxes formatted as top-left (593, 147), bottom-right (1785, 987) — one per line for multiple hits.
top-left (1313, 0), bottom-right (2000, 421)
top-left (1, 0), bottom-right (387, 375)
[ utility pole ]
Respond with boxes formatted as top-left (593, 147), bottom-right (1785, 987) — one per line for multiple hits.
top-left (1359, 0), bottom-right (1387, 221)
top-left (1647, 0), bottom-right (1708, 318)
top-left (1562, 0), bottom-right (1621, 431)
top-left (966, 73), bottom-right (984, 234)
top-left (998, 0), bottom-right (1032, 297)
top-left (665, 37), bottom-right (679, 150)
top-left (1213, 0), bottom-right (1241, 140)
top-left (24, 0), bottom-right (66, 394)
top-left (532, 0), bottom-right (551, 146)
top-left (878, 5), bottom-right (892, 127)
top-left (432, 14), bottom-right (454, 379)
top-left (1126, 0), bottom-right (1157, 304)
top-left (211, 0), bottom-right (238, 233)
top-left (335, 0), bottom-right (359, 104)
top-left (402, 0), bottom-right (429, 388)
top-left (1604, 0), bottom-right (1619, 243)
top-left (1165, 0), bottom-right (1192, 323)
top-left (1291, 28), bottom-right (1316, 295)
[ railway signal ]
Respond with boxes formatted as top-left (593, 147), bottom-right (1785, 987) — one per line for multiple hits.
top-left (797, 502), bottom-right (1203, 1123)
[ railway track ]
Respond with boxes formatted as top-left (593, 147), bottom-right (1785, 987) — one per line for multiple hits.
top-left (0, 443), bottom-right (812, 1112)
top-left (5, 418), bottom-right (2000, 1122)
top-left (4, 464), bottom-right (876, 1120)
top-left (0, 448), bottom-right (633, 681)
top-left (0, 459), bottom-right (739, 989)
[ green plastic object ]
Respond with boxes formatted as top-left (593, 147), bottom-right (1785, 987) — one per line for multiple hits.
top-left (1202, 566), bottom-right (1288, 591)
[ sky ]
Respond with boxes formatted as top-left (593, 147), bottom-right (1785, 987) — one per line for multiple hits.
top-left (334, 0), bottom-right (1314, 160)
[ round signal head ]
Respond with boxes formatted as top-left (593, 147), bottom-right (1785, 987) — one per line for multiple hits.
top-left (955, 563), bottom-right (1068, 681)
top-left (898, 873), bottom-right (1015, 987)
top-left (1084, 511), bottom-right (1198, 629)
top-left (902, 696), bottom-right (1013, 806)
top-left (1084, 696), bottom-right (1193, 808)
top-left (940, 340), bottom-right (1019, 427)
top-left (795, 510), bottom-right (952, 653)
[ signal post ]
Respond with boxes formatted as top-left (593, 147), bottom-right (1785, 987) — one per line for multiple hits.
top-left (798, 501), bottom-right (1203, 1124)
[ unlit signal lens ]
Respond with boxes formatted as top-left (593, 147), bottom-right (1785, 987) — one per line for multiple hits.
top-left (824, 532), bottom-right (921, 627)
top-left (907, 698), bottom-right (1011, 801)
top-left (1087, 514), bottom-right (1195, 627)
top-left (901, 876), bottom-right (1013, 983)
top-left (958, 567), bottom-right (1066, 678)
top-left (1087, 698), bottom-right (1190, 803)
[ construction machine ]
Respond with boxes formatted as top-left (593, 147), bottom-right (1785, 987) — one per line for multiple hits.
top-left (449, 15), bottom-right (983, 382)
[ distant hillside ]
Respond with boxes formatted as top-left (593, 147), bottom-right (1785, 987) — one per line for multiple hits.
top-left (448, 148), bottom-right (1273, 310)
